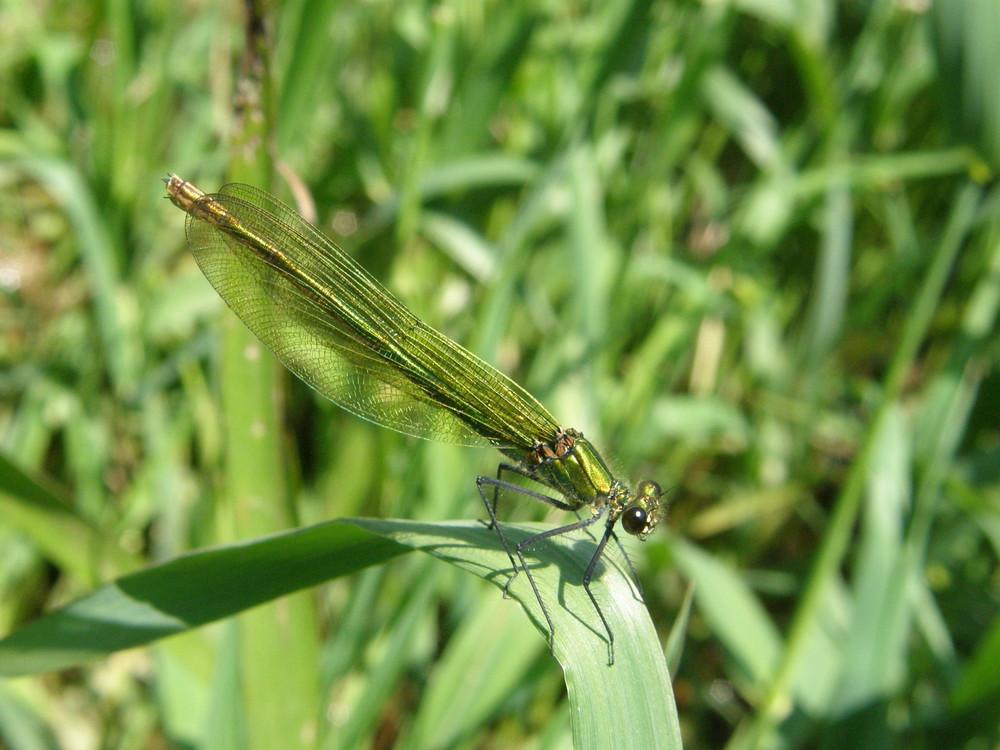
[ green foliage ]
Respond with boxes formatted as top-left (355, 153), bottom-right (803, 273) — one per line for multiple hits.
top-left (2, 0), bottom-right (999, 748)
top-left (0, 514), bottom-right (679, 747)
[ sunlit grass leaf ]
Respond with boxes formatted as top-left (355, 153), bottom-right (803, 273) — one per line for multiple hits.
top-left (671, 537), bottom-right (781, 688)
top-left (0, 451), bottom-right (140, 578)
top-left (0, 522), bottom-right (407, 676)
top-left (0, 517), bottom-right (680, 748)
top-left (350, 519), bottom-right (681, 750)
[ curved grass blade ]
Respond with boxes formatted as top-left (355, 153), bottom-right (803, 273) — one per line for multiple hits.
top-left (0, 522), bottom-right (407, 676)
top-left (0, 518), bottom-right (680, 747)
top-left (349, 519), bottom-right (681, 750)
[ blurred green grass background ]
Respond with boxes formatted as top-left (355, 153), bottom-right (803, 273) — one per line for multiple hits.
top-left (2, 0), bottom-right (1000, 748)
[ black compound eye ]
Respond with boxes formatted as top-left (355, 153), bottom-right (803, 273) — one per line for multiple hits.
top-left (621, 506), bottom-right (647, 535)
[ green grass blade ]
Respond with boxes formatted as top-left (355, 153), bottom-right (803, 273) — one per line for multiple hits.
top-left (0, 679), bottom-right (56, 749)
top-left (350, 518), bottom-right (681, 750)
top-left (739, 182), bottom-right (983, 749)
top-left (11, 157), bottom-right (141, 395)
top-left (932, 0), bottom-right (1000, 169)
top-left (399, 593), bottom-right (543, 750)
top-left (671, 537), bottom-right (781, 688)
top-left (0, 522), bottom-right (408, 677)
top-left (211, 6), bottom-right (325, 746)
top-left (0, 451), bottom-right (139, 579)
top-left (0, 517), bottom-right (679, 748)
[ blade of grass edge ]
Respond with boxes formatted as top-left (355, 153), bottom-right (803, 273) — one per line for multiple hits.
top-left (348, 518), bottom-right (681, 750)
top-left (0, 521), bottom-right (407, 676)
top-left (0, 518), bottom-right (681, 748)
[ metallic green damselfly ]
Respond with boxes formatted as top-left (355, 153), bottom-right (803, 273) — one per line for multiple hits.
top-left (165, 175), bottom-right (665, 664)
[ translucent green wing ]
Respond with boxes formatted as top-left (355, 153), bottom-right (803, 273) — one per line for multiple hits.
top-left (182, 182), bottom-right (559, 449)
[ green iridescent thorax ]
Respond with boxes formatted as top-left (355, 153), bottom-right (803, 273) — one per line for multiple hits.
top-left (512, 428), bottom-right (666, 537)
top-left (527, 430), bottom-right (616, 509)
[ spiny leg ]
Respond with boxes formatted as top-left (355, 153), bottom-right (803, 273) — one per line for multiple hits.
top-left (512, 507), bottom-right (608, 654)
top-left (476, 476), bottom-right (528, 588)
top-left (609, 529), bottom-right (643, 598)
top-left (485, 462), bottom-right (570, 526)
top-left (476, 474), bottom-right (576, 584)
top-left (582, 520), bottom-right (618, 665)
top-left (571, 511), bottom-right (643, 599)
top-left (476, 474), bottom-right (580, 649)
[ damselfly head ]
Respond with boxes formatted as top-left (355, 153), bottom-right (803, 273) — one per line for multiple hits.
top-left (620, 479), bottom-right (665, 538)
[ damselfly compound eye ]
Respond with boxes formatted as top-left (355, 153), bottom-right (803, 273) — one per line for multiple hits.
top-left (622, 506), bottom-right (648, 535)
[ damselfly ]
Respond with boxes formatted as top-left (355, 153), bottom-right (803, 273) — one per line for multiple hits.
top-left (165, 175), bottom-right (665, 664)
